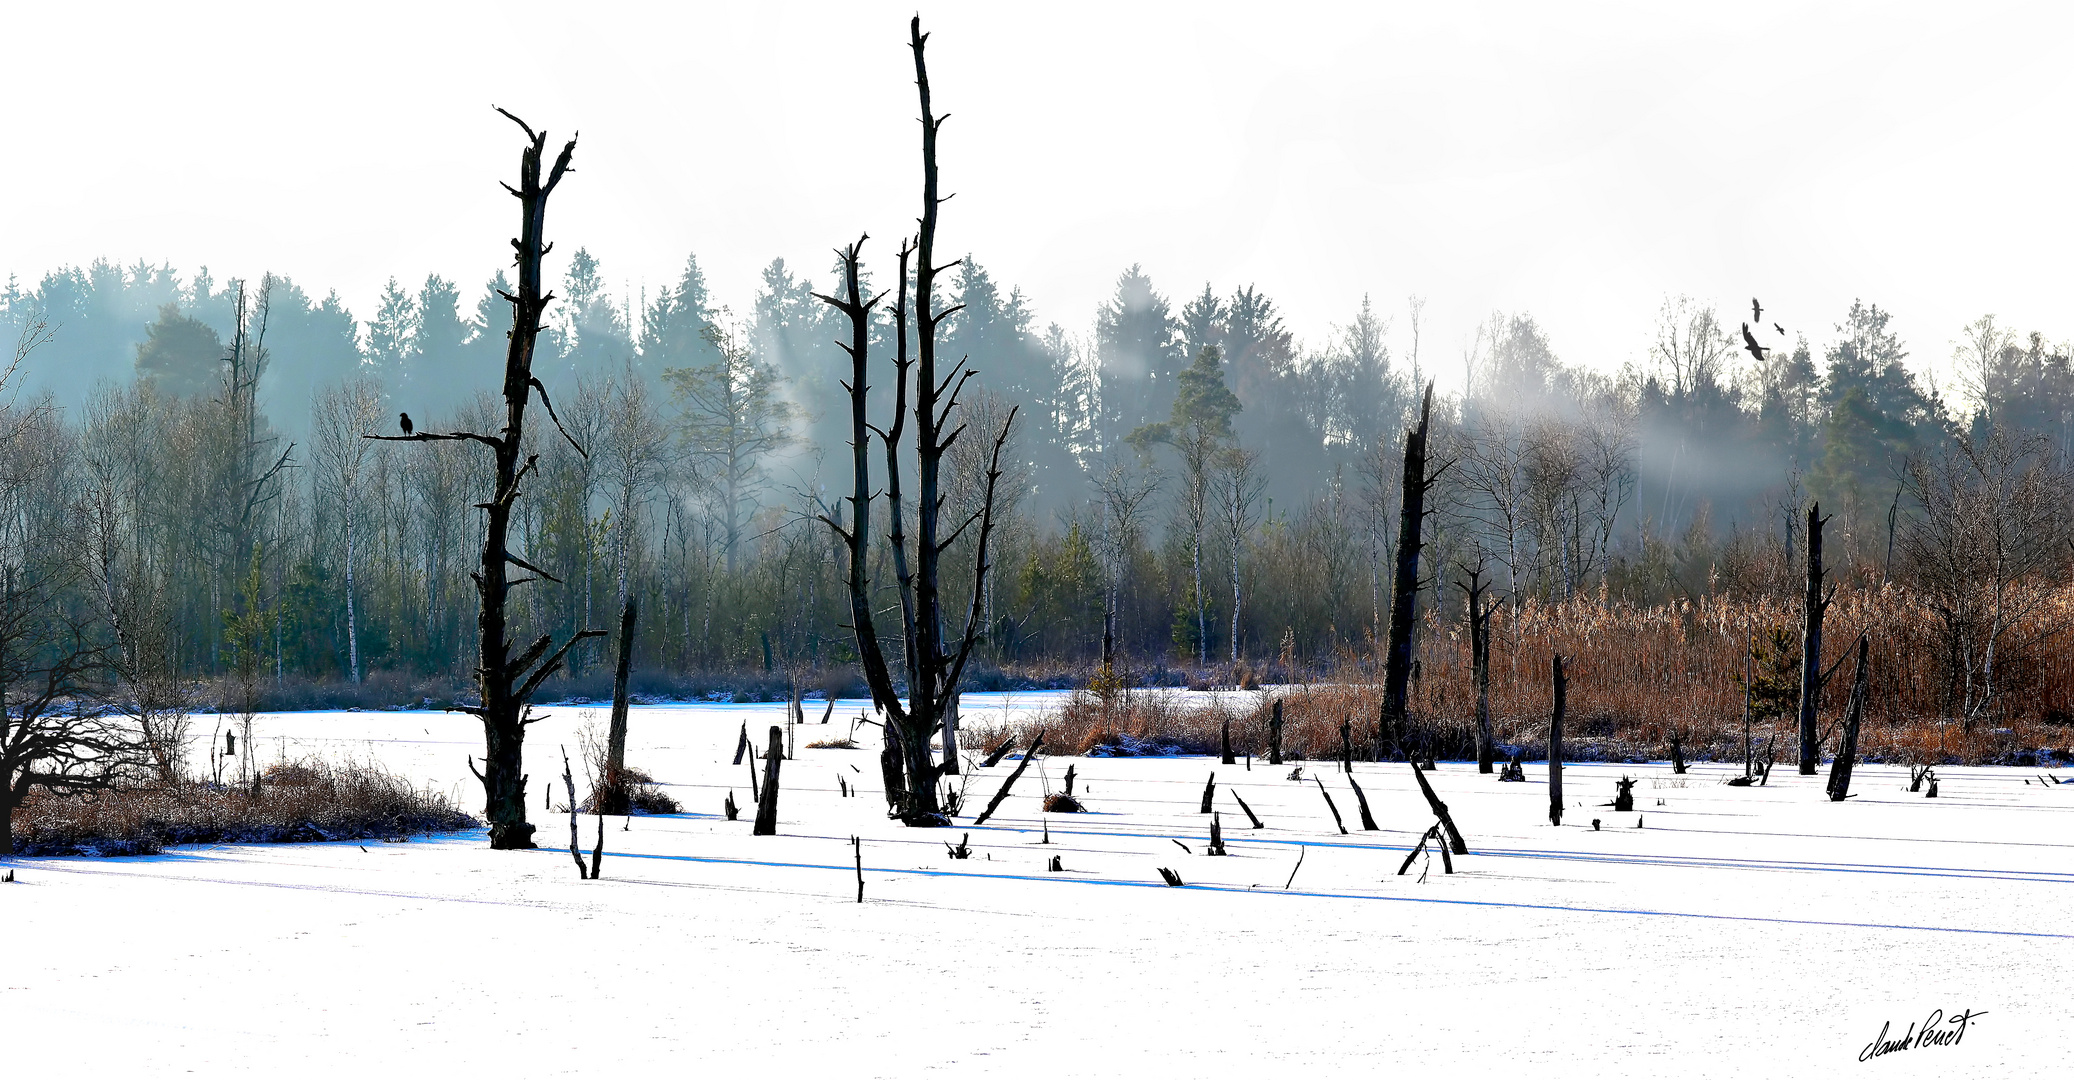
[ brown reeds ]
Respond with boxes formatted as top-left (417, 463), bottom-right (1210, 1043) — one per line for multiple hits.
top-left (983, 583), bottom-right (2074, 767)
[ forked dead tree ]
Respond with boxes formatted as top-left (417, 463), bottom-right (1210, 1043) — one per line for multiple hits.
top-left (814, 18), bottom-right (1014, 826)
top-left (371, 110), bottom-right (604, 848)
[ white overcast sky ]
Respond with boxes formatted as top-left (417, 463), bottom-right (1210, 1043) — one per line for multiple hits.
top-left (5, 1), bottom-right (2070, 397)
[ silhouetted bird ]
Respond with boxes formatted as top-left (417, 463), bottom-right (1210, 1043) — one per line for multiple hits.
top-left (1740, 322), bottom-right (1770, 362)
top-left (1751, 298), bottom-right (1763, 321)
top-left (1773, 322), bottom-right (1786, 336)
top-left (399, 412), bottom-right (414, 434)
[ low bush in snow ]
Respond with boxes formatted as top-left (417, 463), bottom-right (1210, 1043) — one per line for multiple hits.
top-left (10, 758), bottom-right (478, 856)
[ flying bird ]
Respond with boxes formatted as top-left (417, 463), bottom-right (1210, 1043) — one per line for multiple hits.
top-left (1773, 322), bottom-right (1785, 336)
top-left (1751, 298), bottom-right (1763, 322)
top-left (1740, 322), bottom-right (1770, 362)
top-left (399, 412), bottom-right (414, 434)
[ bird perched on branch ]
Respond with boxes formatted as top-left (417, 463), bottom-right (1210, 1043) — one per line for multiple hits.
top-left (399, 412), bottom-right (414, 434)
top-left (1740, 322), bottom-right (1770, 362)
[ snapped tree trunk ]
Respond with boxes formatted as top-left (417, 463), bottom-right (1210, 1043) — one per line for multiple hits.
top-left (1381, 385), bottom-right (1436, 761)
top-left (1549, 654), bottom-right (1566, 827)
top-left (1797, 504), bottom-right (1833, 775)
top-left (1826, 635), bottom-right (1871, 802)
top-left (1267, 698), bottom-right (1284, 765)
top-left (601, 598), bottom-right (637, 816)
top-left (753, 726), bottom-right (783, 836)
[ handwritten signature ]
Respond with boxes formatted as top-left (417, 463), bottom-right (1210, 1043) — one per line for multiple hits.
top-left (1860, 1009), bottom-right (1986, 1062)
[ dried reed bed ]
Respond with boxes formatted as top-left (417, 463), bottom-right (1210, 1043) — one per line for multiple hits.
top-left (980, 584), bottom-right (2074, 767)
top-left (11, 758), bottom-right (479, 856)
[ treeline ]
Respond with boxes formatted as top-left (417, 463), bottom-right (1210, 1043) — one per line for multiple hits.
top-left (3, 254), bottom-right (2072, 699)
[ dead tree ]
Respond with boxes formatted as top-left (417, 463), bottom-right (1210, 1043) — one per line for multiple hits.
top-left (1826, 634), bottom-right (1871, 802)
top-left (1461, 559), bottom-right (1497, 773)
top-left (980, 737), bottom-right (1016, 767)
top-left (1797, 503), bottom-right (1835, 775)
top-left (599, 598), bottom-right (637, 816)
top-left (1411, 760), bottom-right (1469, 854)
top-left (370, 111), bottom-right (603, 848)
top-left (1380, 385), bottom-right (1440, 761)
top-left (1313, 776), bottom-right (1348, 834)
top-left (1200, 771), bottom-right (1217, 813)
top-left (813, 19), bottom-right (1013, 826)
top-left (559, 747), bottom-right (588, 880)
top-left (1347, 772), bottom-right (1380, 830)
top-left (972, 732), bottom-right (1044, 826)
top-left (1220, 715), bottom-right (1235, 766)
top-left (752, 726), bottom-right (783, 836)
top-left (1549, 654), bottom-right (1567, 827)
top-left (1267, 698), bottom-right (1284, 765)
top-left (1339, 716), bottom-right (1354, 773)
top-left (1231, 789), bottom-right (1263, 828)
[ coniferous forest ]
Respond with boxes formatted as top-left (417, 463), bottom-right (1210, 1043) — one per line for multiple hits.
top-left (5, 133), bottom-right (2074, 749)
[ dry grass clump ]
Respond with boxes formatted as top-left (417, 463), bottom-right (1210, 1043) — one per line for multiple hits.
top-left (12, 758), bottom-right (478, 857)
top-left (804, 736), bottom-right (857, 749)
top-left (1042, 792), bottom-right (1085, 812)
top-left (578, 765), bottom-right (683, 815)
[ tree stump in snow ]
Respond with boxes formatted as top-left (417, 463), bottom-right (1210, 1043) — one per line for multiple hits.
top-left (1200, 771), bottom-right (1217, 813)
top-left (1347, 772), bottom-right (1380, 830)
top-left (1231, 788), bottom-right (1263, 828)
top-left (1313, 777), bottom-right (1348, 835)
top-left (1612, 776), bottom-right (1636, 812)
top-left (752, 727), bottom-right (783, 836)
top-left (1267, 699), bottom-right (1284, 765)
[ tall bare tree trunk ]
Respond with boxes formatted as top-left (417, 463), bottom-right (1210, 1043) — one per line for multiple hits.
top-left (1797, 504), bottom-right (1833, 775)
top-left (374, 113), bottom-right (602, 849)
top-left (1380, 385), bottom-right (1436, 760)
top-left (602, 598), bottom-right (637, 815)
top-left (815, 19), bottom-right (1014, 827)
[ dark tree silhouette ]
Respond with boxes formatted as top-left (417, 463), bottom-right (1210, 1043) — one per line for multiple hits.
top-left (815, 17), bottom-right (1014, 825)
top-left (1379, 384), bottom-right (1438, 759)
top-left (370, 109), bottom-right (603, 849)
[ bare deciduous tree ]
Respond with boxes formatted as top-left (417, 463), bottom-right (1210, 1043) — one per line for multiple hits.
top-left (1901, 429), bottom-right (2073, 728)
top-left (312, 375), bottom-right (385, 683)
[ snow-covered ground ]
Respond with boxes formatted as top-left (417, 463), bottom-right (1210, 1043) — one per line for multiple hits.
top-left (7, 695), bottom-right (2059, 1076)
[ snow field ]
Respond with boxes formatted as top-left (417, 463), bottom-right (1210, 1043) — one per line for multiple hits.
top-left (6, 694), bottom-right (2063, 1076)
